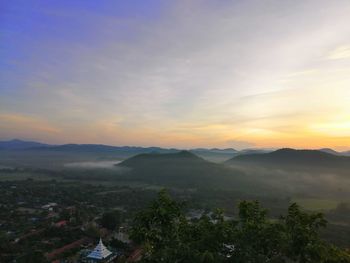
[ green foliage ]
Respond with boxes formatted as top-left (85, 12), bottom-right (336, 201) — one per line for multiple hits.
top-left (131, 191), bottom-right (350, 263)
top-left (130, 190), bottom-right (186, 261)
top-left (109, 238), bottom-right (128, 250)
top-left (17, 250), bottom-right (47, 263)
top-left (85, 223), bottom-right (100, 238)
top-left (101, 210), bottom-right (121, 230)
top-left (283, 203), bottom-right (327, 262)
top-left (232, 201), bottom-right (286, 262)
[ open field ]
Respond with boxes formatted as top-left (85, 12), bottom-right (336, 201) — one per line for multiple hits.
top-left (292, 198), bottom-right (346, 212)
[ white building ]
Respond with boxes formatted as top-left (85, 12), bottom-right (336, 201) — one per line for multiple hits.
top-left (85, 238), bottom-right (117, 263)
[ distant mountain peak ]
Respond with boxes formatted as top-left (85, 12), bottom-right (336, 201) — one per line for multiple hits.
top-left (119, 150), bottom-right (205, 168)
top-left (319, 148), bottom-right (339, 155)
top-left (0, 139), bottom-right (49, 150)
top-left (225, 148), bottom-right (350, 170)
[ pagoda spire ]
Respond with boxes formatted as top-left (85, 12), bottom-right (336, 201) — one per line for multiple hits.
top-left (87, 238), bottom-right (113, 260)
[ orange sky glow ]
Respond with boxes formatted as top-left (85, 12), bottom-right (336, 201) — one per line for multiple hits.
top-left (1, 1), bottom-right (350, 150)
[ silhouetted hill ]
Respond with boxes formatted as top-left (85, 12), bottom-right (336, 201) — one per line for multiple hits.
top-left (34, 143), bottom-right (178, 154)
top-left (120, 150), bottom-right (203, 166)
top-left (118, 151), bottom-right (252, 190)
top-left (225, 148), bottom-right (350, 172)
top-left (319, 148), bottom-right (340, 155)
top-left (0, 139), bottom-right (278, 168)
top-left (0, 139), bottom-right (49, 150)
top-left (41, 145), bottom-right (242, 162)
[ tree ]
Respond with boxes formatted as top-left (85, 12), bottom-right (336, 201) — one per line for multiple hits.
top-left (283, 203), bottom-right (349, 263)
top-left (230, 201), bottom-right (286, 262)
top-left (130, 190), bottom-right (234, 262)
top-left (101, 210), bottom-right (121, 231)
top-left (130, 190), bottom-right (350, 263)
top-left (130, 190), bottom-right (186, 262)
top-left (18, 250), bottom-right (47, 263)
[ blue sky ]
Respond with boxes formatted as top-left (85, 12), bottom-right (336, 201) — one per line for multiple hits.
top-left (1, 1), bottom-right (350, 149)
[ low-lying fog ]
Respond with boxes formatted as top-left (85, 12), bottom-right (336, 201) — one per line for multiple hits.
top-left (63, 160), bottom-right (122, 169)
top-left (228, 164), bottom-right (350, 199)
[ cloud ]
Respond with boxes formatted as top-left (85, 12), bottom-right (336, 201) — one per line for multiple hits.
top-left (1, 1), bottom-right (350, 149)
top-left (310, 120), bottom-right (350, 137)
top-left (327, 45), bottom-right (350, 60)
top-left (0, 113), bottom-right (61, 142)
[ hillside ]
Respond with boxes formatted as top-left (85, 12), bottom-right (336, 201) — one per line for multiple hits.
top-left (120, 150), bottom-right (204, 166)
top-left (118, 151), bottom-right (254, 190)
top-left (225, 148), bottom-right (350, 172)
top-left (319, 148), bottom-right (340, 155)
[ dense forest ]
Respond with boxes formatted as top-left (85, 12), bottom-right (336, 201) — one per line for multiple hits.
top-left (130, 190), bottom-right (350, 263)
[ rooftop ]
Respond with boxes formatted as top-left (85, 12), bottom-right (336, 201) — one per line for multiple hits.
top-left (87, 238), bottom-right (113, 260)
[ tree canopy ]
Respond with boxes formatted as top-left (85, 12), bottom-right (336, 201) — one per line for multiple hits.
top-left (101, 210), bottom-right (121, 231)
top-left (130, 190), bottom-right (350, 263)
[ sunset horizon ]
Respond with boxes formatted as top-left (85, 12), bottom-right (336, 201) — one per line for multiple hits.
top-left (1, 137), bottom-right (350, 152)
top-left (2, 1), bottom-right (350, 150)
top-left (1, 2), bottom-right (350, 261)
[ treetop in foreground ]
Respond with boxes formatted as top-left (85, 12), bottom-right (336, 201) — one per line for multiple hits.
top-left (130, 190), bottom-right (350, 263)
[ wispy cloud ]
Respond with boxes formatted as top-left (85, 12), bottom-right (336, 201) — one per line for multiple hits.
top-left (1, 1), bottom-right (350, 149)
top-left (327, 45), bottom-right (350, 60)
top-left (0, 113), bottom-right (61, 142)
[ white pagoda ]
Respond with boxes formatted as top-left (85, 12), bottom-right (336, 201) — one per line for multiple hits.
top-left (86, 238), bottom-right (116, 263)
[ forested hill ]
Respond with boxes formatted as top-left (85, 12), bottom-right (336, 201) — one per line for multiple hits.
top-left (117, 151), bottom-right (252, 190)
top-left (225, 148), bottom-right (350, 171)
top-left (119, 150), bottom-right (205, 166)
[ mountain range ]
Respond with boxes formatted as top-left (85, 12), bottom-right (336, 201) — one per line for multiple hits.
top-left (1, 139), bottom-right (349, 197)
top-left (0, 139), bottom-right (49, 150)
top-left (1, 139), bottom-right (348, 157)
top-left (0, 139), bottom-right (271, 163)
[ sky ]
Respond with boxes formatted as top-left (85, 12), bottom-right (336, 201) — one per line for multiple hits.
top-left (1, 0), bottom-right (350, 150)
